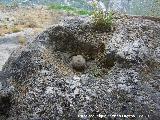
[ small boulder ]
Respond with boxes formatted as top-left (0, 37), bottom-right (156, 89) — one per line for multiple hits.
top-left (71, 55), bottom-right (86, 71)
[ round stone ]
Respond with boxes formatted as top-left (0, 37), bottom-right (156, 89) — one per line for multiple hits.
top-left (71, 55), bottom-right (86, 71)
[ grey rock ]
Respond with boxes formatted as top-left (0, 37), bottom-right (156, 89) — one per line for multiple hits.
top-left (0, 15), bottom-right (160, 120)
top-left (71, 55), bottom-right (86, 71)
top-left (0, 29), bottom-right (33, 70)
top-left (0, 71), bottom-right (14, 119)
top-left (105, 17), bottom-right (160, 64)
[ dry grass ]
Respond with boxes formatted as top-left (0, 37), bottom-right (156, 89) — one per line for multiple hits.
top-left (0, 6), bottom-right (64, 36)
top-left (0, 26), bottom-right (11, 35)
top-left (0, 25), bottom-right (22, 34)
top-left (12, 26), bottom-right (21, 33)
top-left (12, 7), bottom-right (63, 28)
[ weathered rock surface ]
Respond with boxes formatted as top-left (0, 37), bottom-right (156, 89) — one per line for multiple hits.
top-left (0, 71), bottom-right (13, 120)
top-left (0, 29), bottom-right (34, 71)
top-left (0, 16), bottom-right (160, 120)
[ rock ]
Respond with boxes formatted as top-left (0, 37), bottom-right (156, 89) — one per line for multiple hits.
top-left (0, 71), bottom-right (8, 89)
top-left (0, 15), bottom-right (160, 120)
top-left (71, 55), bottom-right (86, 71)
top-left (0, 71), bottom-right (13, 119)
top-left (0, 82), bottom-right (2, 90)
top-left (0, 29), bottom-right (33, 70)
top-left (105, 17), bottom-right (160, 64)
top-left (0, 92), bottom-right (11, 117)
top-left (36, 16), bottom-right (106, 60)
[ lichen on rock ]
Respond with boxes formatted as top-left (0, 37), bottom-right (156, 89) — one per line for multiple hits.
top-left (0, 15), bottom-right (160, 120)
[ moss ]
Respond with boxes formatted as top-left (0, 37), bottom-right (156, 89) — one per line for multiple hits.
top-left (76, 9), bottom-right (91, 15)
top-left (48, 3), bottom-right (91, 15)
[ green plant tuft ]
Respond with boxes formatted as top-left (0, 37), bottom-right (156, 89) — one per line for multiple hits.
top-left (91, 1), bottom-right (113, 31)
top-left (92, 10), bottom-right (113, 31)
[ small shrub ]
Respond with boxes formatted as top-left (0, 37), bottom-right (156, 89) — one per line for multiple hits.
top-left (18, 36), bottom-right (26, 45)
top-left (91, 1), bottom-right (113, 31)
top-left (12, 27), bottom-right (21, 33)
top-left (92, 10), bottom-right (113, 31)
